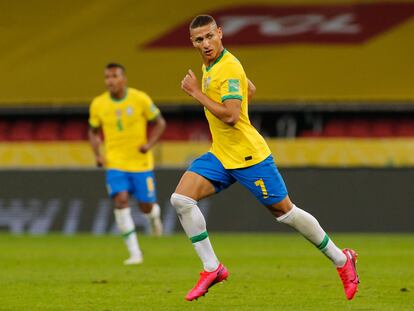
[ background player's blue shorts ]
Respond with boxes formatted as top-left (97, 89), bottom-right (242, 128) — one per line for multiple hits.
top-left (105, 169), bottom-right (157, 203)
top-left (188, 152), bottom-right (288, 206)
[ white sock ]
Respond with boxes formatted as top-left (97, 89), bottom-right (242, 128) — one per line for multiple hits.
top-left (114, 207), bottom-right (142, 258)
top-left (143, 203), bottom-right (160, 220)
top-left (277, 205), bottom-right (346, 267)
top-left (171, 193), bottom-right (219, 272)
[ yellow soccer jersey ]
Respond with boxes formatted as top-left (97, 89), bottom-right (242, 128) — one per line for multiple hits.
top-left (89, 87), bottom-right (160, 172)
top-left (201, 49), bottom-right (271, 169)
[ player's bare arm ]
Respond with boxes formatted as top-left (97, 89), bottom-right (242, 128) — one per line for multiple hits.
top-left (139, 114), bottom-right (166, 153)
top-left (181, 69), bottom-right (241, 126)
top-left (88, 126), bottom-right (105, 167)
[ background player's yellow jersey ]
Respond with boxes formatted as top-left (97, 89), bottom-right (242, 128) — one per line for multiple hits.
top-left (202, 49), bottom-right (271, 169)
top-left (89, 87), bottom-right (160, 172)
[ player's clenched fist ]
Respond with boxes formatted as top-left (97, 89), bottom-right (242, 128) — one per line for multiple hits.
top-left (181, 69), bottom-right (200, 97)
top-left (95, 154), bottom-right (106, 168)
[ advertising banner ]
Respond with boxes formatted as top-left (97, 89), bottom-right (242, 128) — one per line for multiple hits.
top-left (1, 0), bottom-right (414, 106)
top-left (0, 169), bottom-right (413, 233)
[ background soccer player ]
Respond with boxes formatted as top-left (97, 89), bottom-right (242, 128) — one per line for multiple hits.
top-left (89, 63), bottom-right (166, 265)
top-left (170, 15), bottom-right (359, 301)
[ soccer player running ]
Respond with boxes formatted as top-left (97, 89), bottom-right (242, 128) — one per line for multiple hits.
top-left (89, 63), bottom-right (166, 265)
top-left (171, 15), bottom-right (359, 301)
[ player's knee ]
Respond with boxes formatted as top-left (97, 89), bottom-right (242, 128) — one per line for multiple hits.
top-left (267, 197), bottom-right (294, 218)
top-left (113, 193), bottom-right (129, 209)
top-left (138, 202), bottom-right (153, 214)
top-left (114, 202), bottom-right (128, 209)
top-left (170, 193), bottom-right (196, 215)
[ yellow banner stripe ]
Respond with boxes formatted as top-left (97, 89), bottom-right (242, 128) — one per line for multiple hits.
top-left (1, 139), bottom-right (414, 168)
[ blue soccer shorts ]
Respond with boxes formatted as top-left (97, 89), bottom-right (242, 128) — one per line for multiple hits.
top-left (188, 152), bottom-right (288, 206)
top-left (105, 169), bottom-right (157, 203)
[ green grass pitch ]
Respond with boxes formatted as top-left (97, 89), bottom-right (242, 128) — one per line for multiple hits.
top-left (0, 233), bottom-right (413, 310)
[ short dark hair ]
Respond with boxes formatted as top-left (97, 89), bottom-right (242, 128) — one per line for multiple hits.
top-left (105, 63), bottom-right (125, 73)
top-left (189, 15), bottom-right (216, 29)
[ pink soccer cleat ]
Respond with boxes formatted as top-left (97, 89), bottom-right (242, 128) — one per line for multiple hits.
top-left (337, 248), bottom-right (360, 300)
top-left (185, 263), bottom-right (229, 301)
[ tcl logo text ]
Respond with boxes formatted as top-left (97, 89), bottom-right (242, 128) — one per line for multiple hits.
top-left (220, 14), bottom-right (359, 36)
top-left (146, 3), bottom-right (414, 47)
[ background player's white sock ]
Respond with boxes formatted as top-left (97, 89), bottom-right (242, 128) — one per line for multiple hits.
top-left (171, 193), bottom-right (219, 272)
top-left (143, 203), bottom-right (163, 236)
top-left (114, 207), bottom-right (142, 258)
top-left (144, 203), bottom-right (160, 220)
top-left (277, 205), bottom-right (346, 267)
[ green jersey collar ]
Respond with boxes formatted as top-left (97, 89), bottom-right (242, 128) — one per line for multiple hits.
top-left (206, 48), bottom-right (227, 72)
top-left (110, 88), bottom-right (128, 103)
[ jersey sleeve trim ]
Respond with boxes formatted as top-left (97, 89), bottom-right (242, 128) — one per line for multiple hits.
top-left (147, 111), bottom-right (160, 121)
top-left (89, 121), bottom-right (100, 129)
top-left (221, 94), bottom-right (243, 102)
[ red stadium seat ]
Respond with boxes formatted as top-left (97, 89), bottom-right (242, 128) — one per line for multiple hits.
top-left (8, 120), bottom-right (33, 141)
top-left (160, 120), bottom-right (189, 140)
top-left (371, 119), bottom-right (394, 137)
top-left (322, 119), bottom-right (347, 137)
top-left (395, 119), bottom-right (414, 137)
top-left (34, 120), bottom-right (60, 141)
top-left (347, 119), bottom-right (371, 137)
top-left (187, 120), bottom-right (211, 141)
top-left (0, 120), bottom-right (9, 141)
top-left (61, 120), bottom-right (88, 140)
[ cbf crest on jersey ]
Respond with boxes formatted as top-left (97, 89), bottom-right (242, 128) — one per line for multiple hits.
top-left (126, 106), bottom-right (134, 116)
